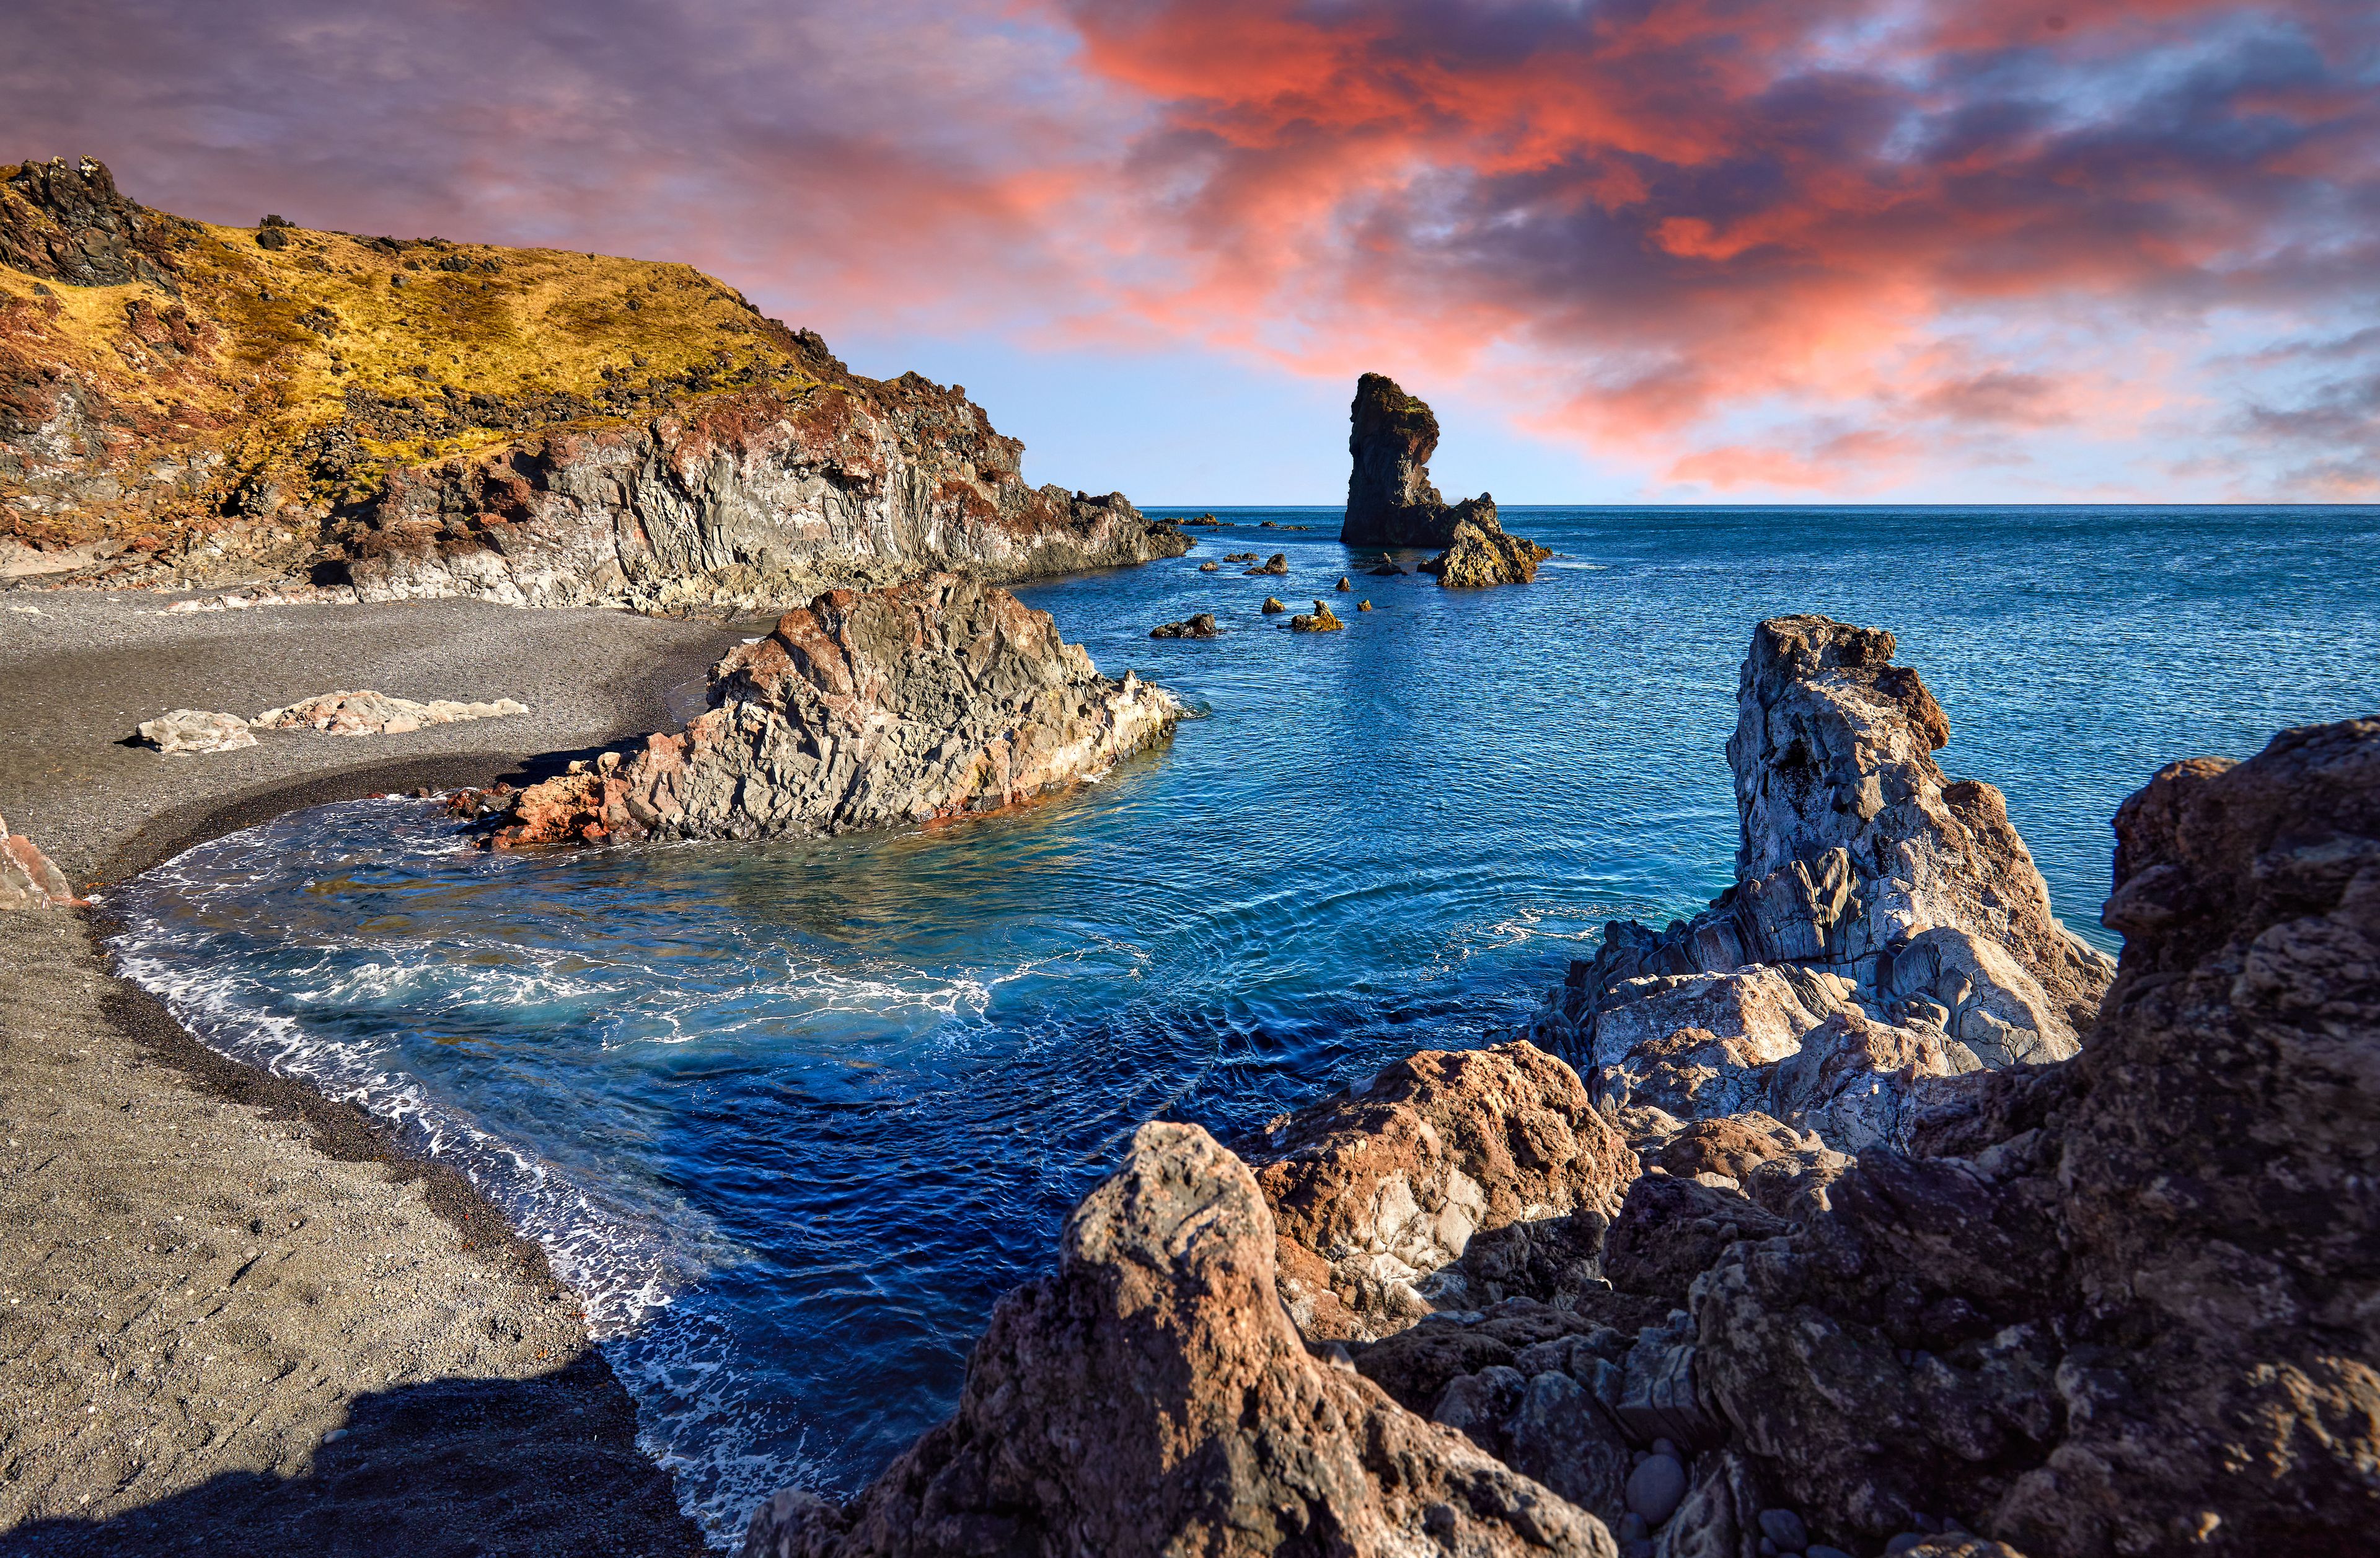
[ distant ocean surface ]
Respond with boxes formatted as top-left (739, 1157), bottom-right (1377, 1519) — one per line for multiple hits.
top-left (108, 506), bottom-right (2380, 1543)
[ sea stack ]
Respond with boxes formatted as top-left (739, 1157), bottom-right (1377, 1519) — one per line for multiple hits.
top-left (457, 574), bottom-right (1178, 846)
top-left (1341, 373), bottom-right (1548, 584)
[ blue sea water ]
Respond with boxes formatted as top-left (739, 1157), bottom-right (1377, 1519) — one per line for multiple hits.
top-left (108, 506), bottom-right (2380, 1543)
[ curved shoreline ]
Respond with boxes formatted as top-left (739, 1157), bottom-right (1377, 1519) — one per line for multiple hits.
top-left (1, 595), bottom-right (749, 1553)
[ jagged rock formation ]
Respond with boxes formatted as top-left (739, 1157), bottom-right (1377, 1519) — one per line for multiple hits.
top-left (1, 157), bottom-right (1186, 604)
top-left (1422, 511), bottom-right (1553, 588)
top-left (744, 1122), bottom-right (1617, 1558)
top-left (1243, 1044), bottom-right (1638, 1343)
top-left (1693, 717), bottom-right (2380, 1554)
top-left (458, 574), bottom-right (1176, 846)
top-left (1341, 373), bottom-right (1549, 583)
top-left (1148, 611), bottom-right (1218, 639)
top-left (1289, 600), bottom-right (1344, 631)
top-left (1536, 616), bottom-right (2115, 1151)
top-left (0, 808), bottom-right (76, 909)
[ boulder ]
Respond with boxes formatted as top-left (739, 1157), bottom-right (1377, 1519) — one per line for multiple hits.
top-left (1601, 1174), bottom-right (1789, 1306)
top-left (252, 690), bottom-right (528, 736)
top-left (1290, 601), bottom-right (1344, 632)
top-left (1197, 560), bottom-right (1219, 572)
top-left (1244, 552), bottom-right (1289, 576)
top-left (1358, 600), bottom-right (1374, 611)
top-left (463, 574), bottom-right (1176, 848)
top-left (1148, 612), bottom-right (1219, 639)
top-left (744, 1122), bottom-right (1616, 1558)
top-left (0, 810), bottom-right (77, 910)
top-left (1422, 512), bottom-right (1553, 588)
top-left (1692, 719), bottom-right (2380, 1554)
top-left (1261, 596), bottom-right (1287, 614)
top-left (1337, 575), bottom-right (1352, 591)
top-left (135, 709), bottom-right (257, 755)
top-left (1245, 1042), bottom-right (1639, 1343)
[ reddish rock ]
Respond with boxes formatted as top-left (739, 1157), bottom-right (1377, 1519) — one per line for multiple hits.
top-left (0, 810), bottom-right (77, 910)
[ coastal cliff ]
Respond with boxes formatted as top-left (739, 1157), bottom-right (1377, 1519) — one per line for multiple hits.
top-left (0, 157), bottom-right (1186, 607)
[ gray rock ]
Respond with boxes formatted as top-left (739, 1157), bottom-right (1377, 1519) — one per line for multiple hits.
top-left (1625, 1453), bottom-right (1688, 1526)
top-left (135, 708), bottom-right (257, 755)
top-left (1507, 1371), bottom-right (1634, 1524)
top-left (1758, 1509), bottom-right (1808, 1552)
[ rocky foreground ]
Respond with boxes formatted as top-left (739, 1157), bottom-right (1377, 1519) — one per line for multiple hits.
top-left (457, 573), bottom-right (1178, 846)
top-left (1, 157), bottom-right (1187, 609)
top-left (747, 617), bottom-right (2377, 1558)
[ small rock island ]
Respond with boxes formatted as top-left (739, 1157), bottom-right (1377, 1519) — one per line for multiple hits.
top-left (1342, 373), bottom-right (1550, 586)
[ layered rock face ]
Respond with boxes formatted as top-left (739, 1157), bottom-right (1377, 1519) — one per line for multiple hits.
top-left (1537, 616), bottom-right (2114, 1151)
top-left (1245, 1044), bottom-right (1638, 1343)
top-left (463, 573), bottom-right (1177, 846)
top-left (747, 1122), bottom-right (1616, 1558)
top-left (1694, 717), bottom-right (2380, 1554)
top-left (1, 157), bottom-right (1184, 603)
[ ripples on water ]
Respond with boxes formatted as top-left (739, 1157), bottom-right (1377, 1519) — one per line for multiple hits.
top-left (108, 506), bottom-right (2380, 1542)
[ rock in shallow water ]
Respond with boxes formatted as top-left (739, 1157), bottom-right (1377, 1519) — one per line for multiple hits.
top-left (744, 1122), bottom-right (1617, 1558)
top-left (1422, 510), bottom-right (1553, 587)
top-left (1290, 600), bottom-right (1344, 632)
top-left (467, 573), bottom-right (1178, 847)
top-left (1148, 611), bottom-right (1219, 639)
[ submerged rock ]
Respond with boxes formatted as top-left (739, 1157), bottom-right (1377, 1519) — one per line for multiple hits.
top-left (0, 809), bottom-right (77, 910)
top-left (135, 709), bottom-right (256, 755)
top-left (1421, 511), bottom-right (1553, 588)
top-left (1290, 601), bottom-right (1344, 632)
top-left (1536, 616), bottom-right (2113, 1150)
top-left (1148, 612), bottom-right (1219, 640)
top-left (465, 574), bottom-right (1176, 847)
top-left (252, 690), bottom-right (528, 736)
top-left (745, 1122), bottom-right (1617, 1558)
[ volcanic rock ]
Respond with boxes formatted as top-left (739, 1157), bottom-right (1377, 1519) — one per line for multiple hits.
top-left (1422, 511), bottom-right (1553, 588)
top-left (1691, 718), bottom-right (2380, 1554)
top-left (134, 709), bottom-right (257, 755)
top-left (1261, 596), bottom-right (1287, 614)
top-left (743, 1122), bottom-right (1618, 1558)
top-left (1342, 373), bottom-right (1488, 549)
top-left (0, 810), bottom-right (77, 910)
top-left (1243, 1043), bottom-right (1639, 1343)
top-left (1290, 601), bottom-right (1344, 632)
top-left (1148, 612), bottom-right (1219, 640)
top-left (252, 690), bottom-right (529, 736)
top-left (1244, 552), bottom-right (1289, 575)
top-left (1537, 617), bottom-right (2113, 1149)
top-left (467, 573), bottom-right (1176, 847)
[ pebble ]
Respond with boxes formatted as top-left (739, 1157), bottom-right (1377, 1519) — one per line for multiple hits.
top-left (1624, 1451), bottom-right (1688, 1526)
top-left (1759, 1508), bottom-right (1809, 1552)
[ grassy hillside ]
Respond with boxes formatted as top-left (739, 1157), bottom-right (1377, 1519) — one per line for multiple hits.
top-left (1, 157), bottom-right (838, 562)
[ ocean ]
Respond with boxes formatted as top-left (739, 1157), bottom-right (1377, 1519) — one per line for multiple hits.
top-left (107, 505), bottom-right (2380, 1543)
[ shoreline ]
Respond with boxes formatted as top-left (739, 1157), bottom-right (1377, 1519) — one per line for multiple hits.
top-left (1, 593), bottom-right (752, 1553)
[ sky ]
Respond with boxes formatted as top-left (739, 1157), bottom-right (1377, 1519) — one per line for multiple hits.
top-left (5, 0), bottom-right (2377, 504)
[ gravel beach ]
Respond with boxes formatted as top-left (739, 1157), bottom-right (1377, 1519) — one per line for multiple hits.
top-left (1, 590), bottom-right (754, 1554)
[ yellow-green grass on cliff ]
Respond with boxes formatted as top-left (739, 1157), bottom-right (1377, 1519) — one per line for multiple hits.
top-left (2, 187), bottom-right (824, 528)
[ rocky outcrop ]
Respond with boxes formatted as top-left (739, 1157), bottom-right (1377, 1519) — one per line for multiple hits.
top-left (1243, 1043), bottom-right (1639, 1343)
top-left (1422, 510), bottom-right (1553, 588)
top-left (461, 574), bottom-right (1176, 846)
top-left (134, 709), bottom-right (257, 755)
top-left (1537, 616), bottom-right (2114, 1151)
top-left (0, 809), bottom-right (76, 909)
top-left (252, 690), bottom-right (527, 736)
top-left (1289, 600), bottom-right (1344, 632)
top-left (1244, 552), bottom-right (1289, 575)
top-left (2, 159), bottom-right (1184, 604)
top-left (744, 1122), bottom-right (1617, 1558)
top-left (1688, 717), bottom-right (2380, 1554)
top-left (1342, 373), bottom-right (1492, 549)
top-left (326, 387), bottom-right (1189, 613)
top-left (1148, 611), bottom-right (1219, 639)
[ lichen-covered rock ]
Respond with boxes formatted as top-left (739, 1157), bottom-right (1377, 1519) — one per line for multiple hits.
top-left (1422, 512), bottom-right (1553, 588)
top-left (0, 809), bottom-right (77, 910)
top-left (1538, 617), bottom-right (2113, 1150)
top-left (468, 574), bottom-right (1176, 847)
top-left (1692, 718), bottom-right (2380, 1555)
top-left (252, 690), bottom-right (527, 736)
top-left (134, 709), bottom-right (257, 755)
top-left (1244, 1043), bottom-right (1639, 1342)
top-left (743, 1122), bottom-right (1616, 1558)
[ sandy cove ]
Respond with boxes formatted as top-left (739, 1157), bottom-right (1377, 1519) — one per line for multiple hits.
top-left (0, 590), bottom-right (755, 1556)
